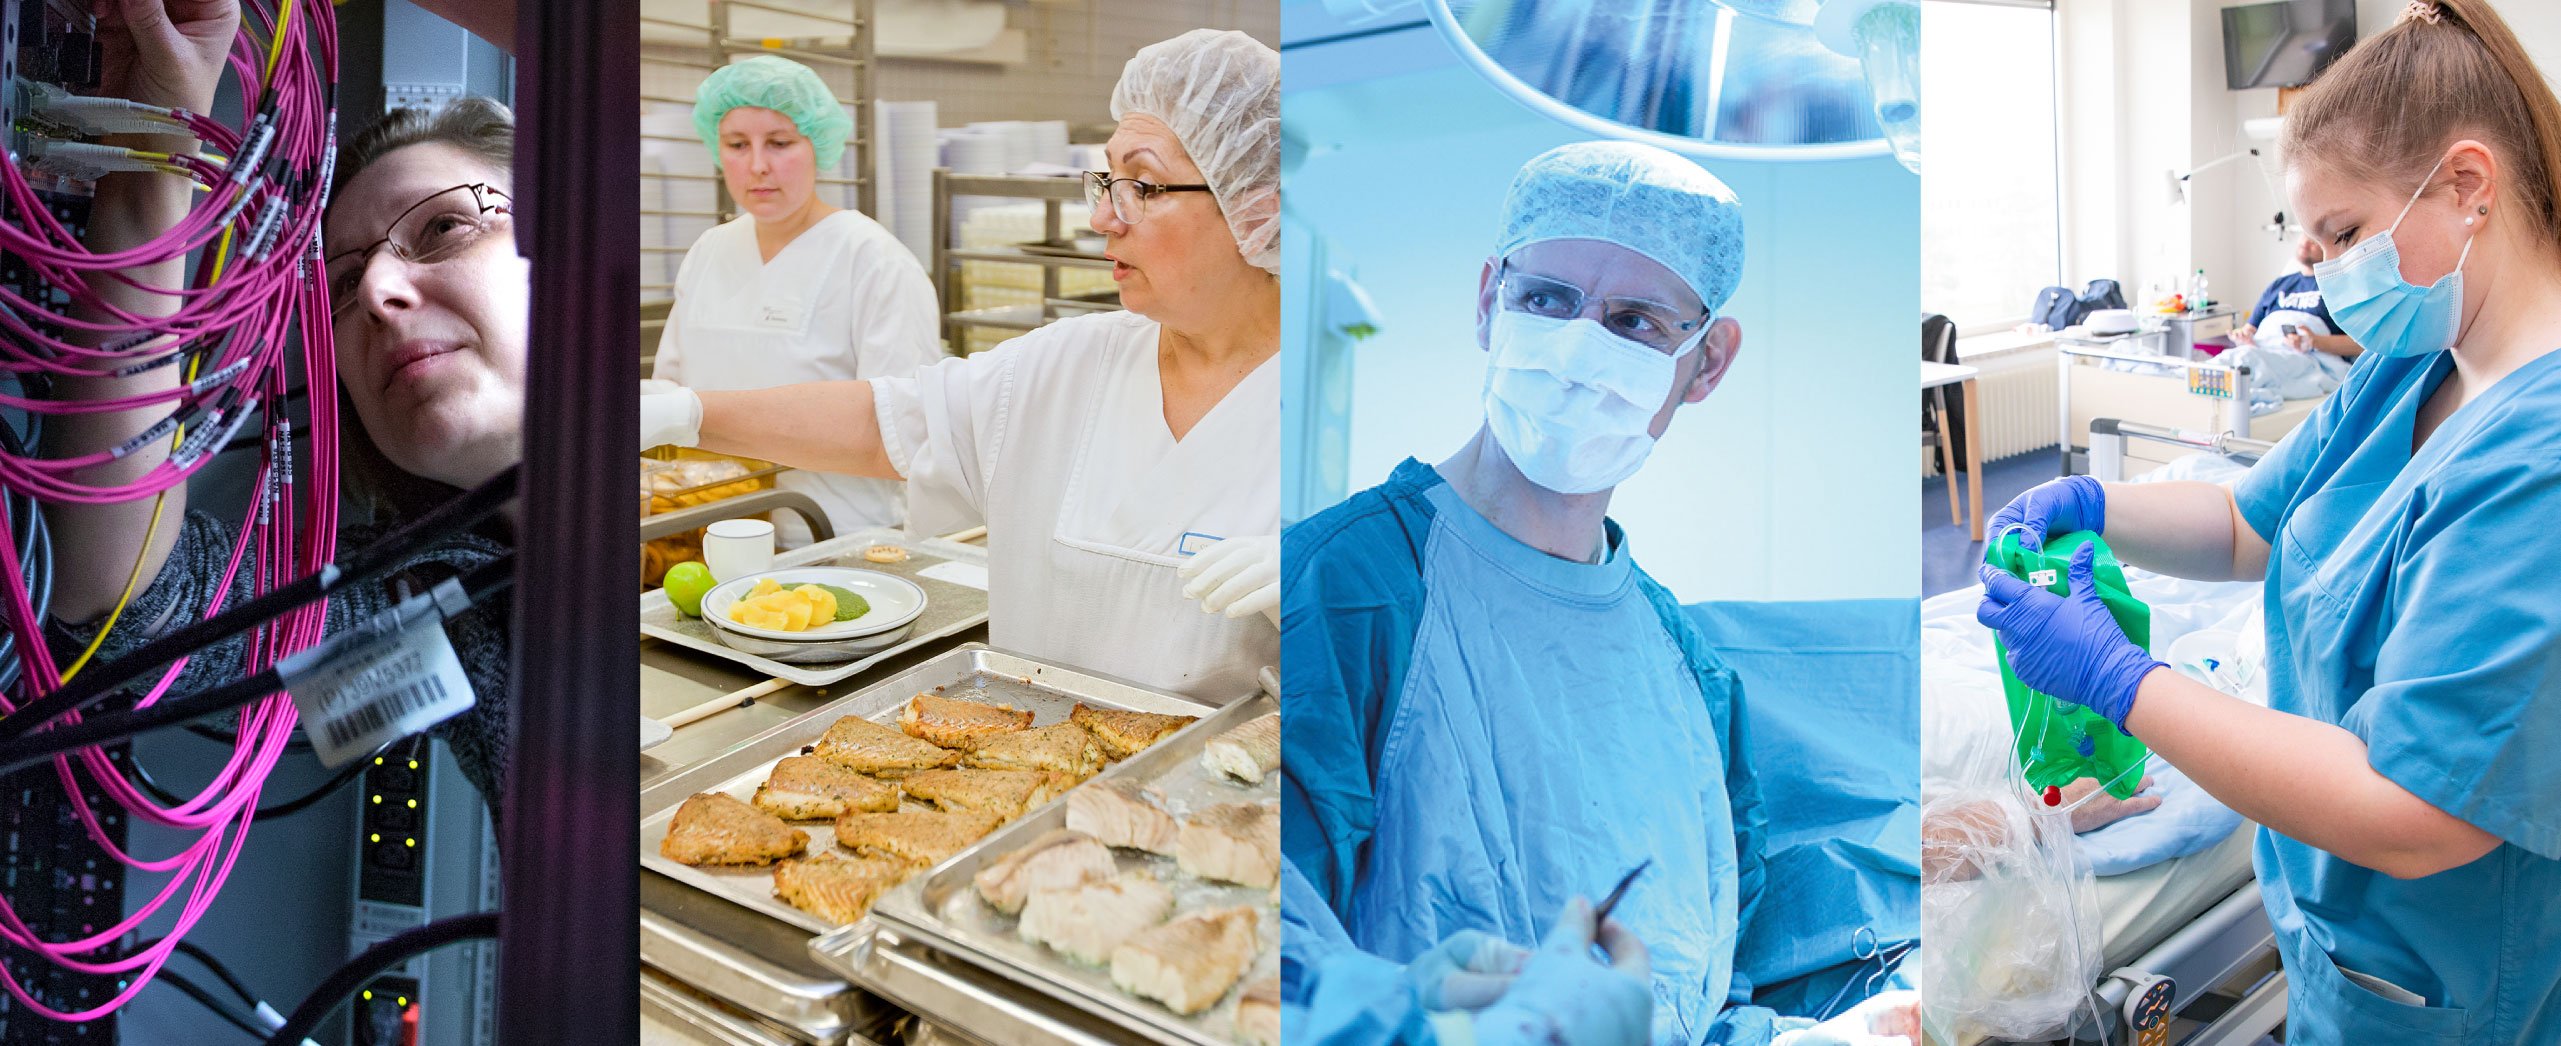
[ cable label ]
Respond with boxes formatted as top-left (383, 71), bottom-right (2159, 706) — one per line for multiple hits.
top-left (280, 586), bottom-right (476, 768)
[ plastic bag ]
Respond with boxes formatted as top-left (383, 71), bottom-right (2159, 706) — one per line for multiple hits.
top-left (1920, 783), bottom-right (2103, 1042)
top-left (1986, 530), bottom-right (2151, 800)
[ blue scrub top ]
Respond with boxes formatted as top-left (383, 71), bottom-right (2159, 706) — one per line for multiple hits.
top-left (2248, 271), bottom-right (2335, 333)
top-left (1281, 459), bottom-right (1776, 1045)
top-left (2233, 348), bottom-right (2561, 1043)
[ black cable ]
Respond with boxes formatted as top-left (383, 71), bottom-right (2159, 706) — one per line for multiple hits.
top-left (0, 464), bottom-right (517, 740)
top-left (132, 934), bottom-right (264, 1013)
top-left (265, 911), bottom-right (499, 1046)
top-left (128, 740), bottom-right (388, 819)
top-left (0, 557), bottom-right (511, 775)
top-left (154, 967), bottom-right (270, 1041)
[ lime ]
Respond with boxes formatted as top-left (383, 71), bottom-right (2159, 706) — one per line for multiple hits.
top-left (663, 562), bottom-right (715, 617)
top-left (814, 584), bottom-right (871, 622)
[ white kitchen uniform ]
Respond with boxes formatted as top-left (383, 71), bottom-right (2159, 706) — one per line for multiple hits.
top-left (872, 310), bottom-right (1278, 703)
top-left (656, 210), bottom-right (941, 543)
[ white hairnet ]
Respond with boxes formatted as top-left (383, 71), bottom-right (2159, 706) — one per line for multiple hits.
top-left (1496, 141), bottom-right (1745, 312)
top-left (1110, 30), bottom-right (1280, 274)
top-left (694, 56), bottom-right (852, 170)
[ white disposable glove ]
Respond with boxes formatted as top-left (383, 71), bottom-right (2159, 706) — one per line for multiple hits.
top-left (1774, 989), bottom-right (1920, 1046)
top-left (642, 379), bottom-right (703, 450)
top-left (1178, 535), bottom-right (1279, 627)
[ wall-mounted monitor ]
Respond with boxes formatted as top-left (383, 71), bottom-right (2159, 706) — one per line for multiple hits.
top-left (2223, 0), bottom-right (2354, 90)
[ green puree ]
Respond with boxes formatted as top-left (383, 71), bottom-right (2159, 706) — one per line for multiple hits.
top-left (814, 584), bottom-right (871, 622)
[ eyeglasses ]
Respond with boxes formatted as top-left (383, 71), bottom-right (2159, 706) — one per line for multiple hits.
top-left (325, 183), bottom-right (514, 319)
top-left (1495, 264), bottom-right (1708, 355)
top-left (1085, 171), bottom-right (1213, 226)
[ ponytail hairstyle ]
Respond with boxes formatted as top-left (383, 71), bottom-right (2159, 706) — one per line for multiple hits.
top-left (2281, 0), bottom-right (2561, 256)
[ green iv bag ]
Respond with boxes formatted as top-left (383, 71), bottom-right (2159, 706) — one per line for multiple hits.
top-left (1986, 530), bottom-right (2152, 800)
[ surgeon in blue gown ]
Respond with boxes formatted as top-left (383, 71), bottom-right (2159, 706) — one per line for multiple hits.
top-left (1281, 141), bottom-right (1918, 1046)
top-left (1973, 5), bottom-right (2561, 1042)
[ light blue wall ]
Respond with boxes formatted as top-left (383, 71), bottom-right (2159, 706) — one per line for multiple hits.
top-left (1284, 58), bottom-right (1920, 602)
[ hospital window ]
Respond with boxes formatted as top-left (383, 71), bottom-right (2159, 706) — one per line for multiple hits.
top-left (1920, 0), bottom-right (2062, 335)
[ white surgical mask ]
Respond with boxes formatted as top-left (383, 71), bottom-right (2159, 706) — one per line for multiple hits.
top-left (1482, 310), bottom-right (1704, 494)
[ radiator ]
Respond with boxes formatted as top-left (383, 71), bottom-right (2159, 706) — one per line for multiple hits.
top-left (1926, 345), bottom-right (2058, 474)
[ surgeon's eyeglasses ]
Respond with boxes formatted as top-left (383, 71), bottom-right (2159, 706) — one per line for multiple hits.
top-left (1086, 172), bottom-right (1214, 226)
top-left (325, 183), bottom-right (515, 319)
top-left (1496, 265), bottom-right (1709, 355)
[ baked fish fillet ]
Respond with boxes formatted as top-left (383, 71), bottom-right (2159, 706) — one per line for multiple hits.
top-left (1237, 975), bottom-right (1281, 1046)
top-left (1068, 702), bottom-right (1198, 760)
top-left (971, 829), bottom-right (1118, 915)
top-left (1109, 906), bottom-right (1261, 1016)
top-left (1201, 713), bottom-right (1280, 785)
top-left (772, 852), bottom-right (915, 925)
top-left (812, 715), bottom-right (959, 777)
top-left (1018, 871), bottom-right (1175, 965)
top-left (1065, 779), bottom-right (1179, 855)
top-left (833, 809), bottom-right (1004, 866)
top-left (963, 722), bottom-right (1104, 779)
top-left (899, 767), bottom-right (1077, 821)
top-left (752, 756), bottom-right (900, 820)
top-left (659, 792), bottom-right (807, 866)
top-left (899, 692), bottom-right (1034, 750)
top-left (1176, 800), bottom-right (1281, 889)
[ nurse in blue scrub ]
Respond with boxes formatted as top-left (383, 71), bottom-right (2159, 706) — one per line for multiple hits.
top-left (1975, 3), bottom-right (2561, 1042)
top-left (1280, 141), bottom-right (1917, 1046)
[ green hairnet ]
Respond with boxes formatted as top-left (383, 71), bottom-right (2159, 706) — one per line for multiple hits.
top-left (694, 56), bottom-right (851, 170)
top-left (1496, 141), bottom-right (1746, 312)
top-left (1110, 30), bottom-right (1280, 274)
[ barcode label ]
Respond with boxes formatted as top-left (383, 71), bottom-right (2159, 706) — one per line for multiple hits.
top-left (283, 596), bottom-right (475, 767)
top-left (322, 674), bottom-right (450, 752)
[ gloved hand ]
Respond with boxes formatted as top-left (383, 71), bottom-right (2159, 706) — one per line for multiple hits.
top-left (1977, 543), bottom-right (2166, 731)
top-left (1774, 989), bottom-right (1920, 1046)
top-left (1988, 475), bottom-right (2107, 552)
top-left (1178, 535), bottom-right (1279, 627)
top-left (1473, 898), bottom-right (1652, 1046)
top-left (642, 379), bottom-right (703, 450)
top-left (1410, 930), bottom-right (1531, 1012)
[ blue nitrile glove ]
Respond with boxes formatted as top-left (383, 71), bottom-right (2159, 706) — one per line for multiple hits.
top-left (1976, 543), bottom-right (2166, 731)
top-left (1989, 475), bottom-right (2107, 551)
top-left (1473, 899), bottom-right (1653, 1046)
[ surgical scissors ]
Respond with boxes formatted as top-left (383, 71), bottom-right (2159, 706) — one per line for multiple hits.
top-left (1814, 925), bottom-right (1916, 1020)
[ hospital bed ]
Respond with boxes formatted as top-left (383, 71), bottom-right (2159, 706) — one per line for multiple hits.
top-left (1924, 444), bottom-right (2288, 1046)
top-left (2057, 340), bottom-right (2319, 477)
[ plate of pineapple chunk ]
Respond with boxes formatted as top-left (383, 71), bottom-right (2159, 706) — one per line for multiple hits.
top-left (702, 567), bottom-right (928, 644)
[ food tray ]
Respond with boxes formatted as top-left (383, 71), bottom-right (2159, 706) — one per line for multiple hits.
top-left (639, 645), bottom-right (1216, 937)
top-left (838, 691), bottom-right (1279, 1046)
top-left (640, 527), bottom-right (991, 686)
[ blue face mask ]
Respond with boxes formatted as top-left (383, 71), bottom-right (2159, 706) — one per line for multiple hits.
top-left (2312, 153), bottom-right (2479, 359)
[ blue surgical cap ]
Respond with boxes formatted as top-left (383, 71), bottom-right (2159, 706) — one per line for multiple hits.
top-left (1495, 141), bottom-right (1745, 312)
top-left (694, 56), bottom-right (852, 169)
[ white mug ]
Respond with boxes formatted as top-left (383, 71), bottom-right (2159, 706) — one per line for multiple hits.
top-left (702, 518), bottom-right (777, 583)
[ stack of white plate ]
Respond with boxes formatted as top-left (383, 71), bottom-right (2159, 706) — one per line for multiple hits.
top-left (874, 99), bottom-right (940, 265)
top-left (1029, 120), bottom-right (1070, 167)
top-left (700, 567), bottom-right (931, 664)
top-left (941, 129), bottom-right (1011, 247)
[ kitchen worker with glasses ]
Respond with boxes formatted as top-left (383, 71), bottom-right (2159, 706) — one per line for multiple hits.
top-left (641, 29), bottom-right (1282, 704)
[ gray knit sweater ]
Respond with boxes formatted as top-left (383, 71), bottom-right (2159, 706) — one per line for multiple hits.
top-left (53, 511), bottom-right (513, 817)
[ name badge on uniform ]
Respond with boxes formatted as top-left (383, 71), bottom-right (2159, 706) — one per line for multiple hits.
top-left (755, 300), bottom-right (805, 330)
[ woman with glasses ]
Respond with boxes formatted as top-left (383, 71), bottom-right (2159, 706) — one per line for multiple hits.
top-left (644, 28), bottom-right (1282, 703)
top-left (651, 55), bottom-right (940, 541)
top-left (54, 0), bottom-right (522, 812)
